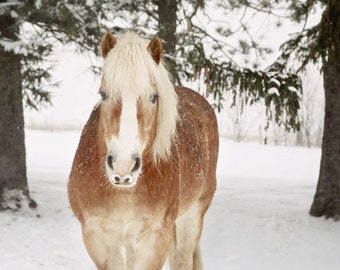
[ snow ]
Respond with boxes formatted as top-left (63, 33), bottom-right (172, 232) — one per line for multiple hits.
top-left (268, 87), bottom-right (280, 96)
top-left (1, 130), bottom-right (339, 270)
top-left (288, 86), bottom-right (298, 93)
top-left (0, 39), bottom-right (21, 53)
top-left (269, 78), bottom-right (281, 87)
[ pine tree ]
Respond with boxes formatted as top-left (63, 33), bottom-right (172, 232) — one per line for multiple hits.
top-left (182, 0), bottom-right (340, 220)
top-left (306, 0), bottom-right (340, 220)
top-left (0, 9), bottom-right (31, 210)
top-left (251, 0), bottom-right (340, 219)
top-left (0, 0), bottom-right (116, 210)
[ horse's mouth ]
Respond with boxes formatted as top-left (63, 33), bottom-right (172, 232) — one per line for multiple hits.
top-left (108, 175), bottom-right (137, 188)
top-left (111, 182), bottom-right (137, 189)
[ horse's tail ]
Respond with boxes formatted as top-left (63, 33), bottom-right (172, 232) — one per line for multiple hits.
top-left (193, 244), bottom-right (203, 270)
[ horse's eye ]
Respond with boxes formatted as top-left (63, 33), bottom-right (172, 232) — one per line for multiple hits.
top-left (99, 91), bottom-right (108, 101)
top-left (150, 93), bottom-right (158, 104)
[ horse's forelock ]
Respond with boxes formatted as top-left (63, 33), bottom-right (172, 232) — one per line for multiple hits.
top-left (102, 32), bottom-right (178, 162)
top-left (103, 34), bottom-right (152, 99)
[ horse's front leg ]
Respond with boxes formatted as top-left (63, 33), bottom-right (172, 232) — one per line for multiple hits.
top-left (125, 223), bottom-right (172, 270)
top-left (82, 217), bottom-right (124, 270)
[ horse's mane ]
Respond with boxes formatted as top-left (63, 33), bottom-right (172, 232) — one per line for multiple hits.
top-left (102, 32), bottom-right (178, 162)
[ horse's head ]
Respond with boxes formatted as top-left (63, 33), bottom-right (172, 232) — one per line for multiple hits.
top-left (98, 32), bottom-right (178, 188)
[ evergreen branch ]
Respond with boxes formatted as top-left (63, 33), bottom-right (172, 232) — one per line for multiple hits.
top-left (184, 42), bottom-right (302, 131)
top-left (272, 23), bottom-right (321, 74)
top-left (189, 23), bottom-right (240, 64)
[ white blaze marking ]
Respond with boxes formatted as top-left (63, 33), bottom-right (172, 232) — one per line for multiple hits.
top-left (113, 94), bottom-right (140, 160)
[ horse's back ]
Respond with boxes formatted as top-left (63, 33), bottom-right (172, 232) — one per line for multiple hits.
top-left (175, 86), bottom-right (218, 211)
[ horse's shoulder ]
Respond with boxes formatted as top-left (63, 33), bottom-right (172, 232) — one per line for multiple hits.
top-left (175, 86), bottom-right (202, 101)
top-left (175, 86), bottom-right (216, 122)
top-left (80, 104), bottom-right (101, 137)
top-left (71, 104), bottom-right (101, 162)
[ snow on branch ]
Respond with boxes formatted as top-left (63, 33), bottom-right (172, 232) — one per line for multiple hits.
top-left (186, 42), bottom-right (302, 132)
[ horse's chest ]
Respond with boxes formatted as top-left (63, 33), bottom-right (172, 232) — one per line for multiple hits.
top-left (96, 207), bottom-right (164, 250)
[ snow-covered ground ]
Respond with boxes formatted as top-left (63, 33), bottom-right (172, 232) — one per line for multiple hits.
top-left (1, 129), bottom-right (339, 270)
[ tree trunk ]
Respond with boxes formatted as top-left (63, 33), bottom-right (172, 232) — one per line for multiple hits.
top-left (155, 0), bottom-right (180, 83)
top-left (309, 60), bottom-right (340, 219)
top-left (309, 1), bottom-right (340, 219)
top-left (0, 13), bottom-right (36, 210)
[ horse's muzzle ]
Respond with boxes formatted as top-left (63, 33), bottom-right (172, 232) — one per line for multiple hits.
top-left (106, 154), bottom-right (141, 187)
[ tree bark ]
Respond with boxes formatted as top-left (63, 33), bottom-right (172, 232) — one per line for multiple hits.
top-left (155, 0), bottom-right (180, 83)
top-left (310, 1), bottom-right (340, 219)
top-left (0, 13), bottom-right (35, 210)
top-left (310, 60), bottom-right (340, 219)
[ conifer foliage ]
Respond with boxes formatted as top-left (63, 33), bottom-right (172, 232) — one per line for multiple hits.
top-left (0, 0), bottom-right (113, 209)
top-left (0, 0), bottom-right (114, 109)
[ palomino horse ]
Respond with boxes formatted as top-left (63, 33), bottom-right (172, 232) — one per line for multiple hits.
top-left (68, 32), bottom-right (219, 270)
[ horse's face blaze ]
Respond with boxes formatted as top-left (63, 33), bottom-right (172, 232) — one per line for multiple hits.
top-left (98, 91), bottom-right (158, 188)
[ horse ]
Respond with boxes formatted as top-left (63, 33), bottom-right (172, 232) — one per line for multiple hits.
top-left (68, 31), bottom-right (219, 270)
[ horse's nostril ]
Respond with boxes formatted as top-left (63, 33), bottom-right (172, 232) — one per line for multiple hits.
top-left (107, 155), bottom-right (114, 169)
top-left (132, 156), bottom-right (141, 172)
top-left (114, 176), bottom-right (121, 183)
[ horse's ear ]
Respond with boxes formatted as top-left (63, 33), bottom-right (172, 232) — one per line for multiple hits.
top-left (147, 36), bottom-right (163, 65)
top-left (101, 32), bottom-right (117, 58)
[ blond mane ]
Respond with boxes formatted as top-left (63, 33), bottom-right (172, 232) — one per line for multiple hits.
top-left (102, 32), bottom-right (178, 162)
